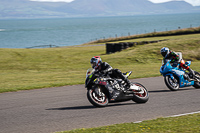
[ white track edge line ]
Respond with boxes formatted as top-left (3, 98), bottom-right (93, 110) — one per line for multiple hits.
top-left (166, 111), bottom-right (200, 118)
top-left (133, 111), bottom-right (200, 123)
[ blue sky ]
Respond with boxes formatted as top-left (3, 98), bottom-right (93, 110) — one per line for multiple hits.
top-left (29, 0), bottom-right (200, 6)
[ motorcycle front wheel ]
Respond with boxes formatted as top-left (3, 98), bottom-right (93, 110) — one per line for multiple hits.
top-left (164, 75), bottom-right (179, 91)
top-left (87, 87), bottom-right (108, 107)
top-left (131, 82), bottom-right (149, 103)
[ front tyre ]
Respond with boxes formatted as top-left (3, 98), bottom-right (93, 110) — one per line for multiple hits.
top-left (164, 75), bottom-right (179, 91)
top-left (132, 82), bottom-right (149, 103)
top-left (87, 88), bottom-right (108, 107)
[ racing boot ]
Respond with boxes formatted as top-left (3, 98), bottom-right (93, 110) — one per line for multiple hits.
top-left (123, 78), bottom-right (131, 92)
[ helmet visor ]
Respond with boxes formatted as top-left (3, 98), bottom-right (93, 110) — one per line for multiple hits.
top-left (91, 62), bottom-right (96, 68)
top-left (161, 51), bottom-right (167, 57)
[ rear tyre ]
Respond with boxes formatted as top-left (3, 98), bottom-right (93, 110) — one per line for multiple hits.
top-left (87, 87), bottom-right (108, 107)
top-left (164, 75), bottom-right (179, 91)
top-left (131, 82), bottom-right (149, 103)
top-left (193, 71), bottom-right (200, 88)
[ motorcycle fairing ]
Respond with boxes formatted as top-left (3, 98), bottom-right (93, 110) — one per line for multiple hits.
top-left (170, 69), bottom-right (194, 87)
top-left (160, 61), bottom-right (194, 88)
top-left (165, 73), bottom-right (194, 87)
top-left (180, 80), bottom-right (194, 87)
top-left (171, 69), bottom-right (184, 77)
top-left (129, 84), bottom-right (141, 92)
top-left (94, 77), bottom-right (107, 86)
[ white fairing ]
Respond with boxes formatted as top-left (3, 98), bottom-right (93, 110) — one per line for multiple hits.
top-left (130, 84), bottom-right (144, 93)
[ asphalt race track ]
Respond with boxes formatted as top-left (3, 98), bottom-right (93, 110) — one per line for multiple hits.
top-left (0, 77), bottom-right (200, 133)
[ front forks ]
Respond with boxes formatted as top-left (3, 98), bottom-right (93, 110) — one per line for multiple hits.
top-left (94, 86), bottom-right (104, 97)
top-left (170, 75), bottom-right (176, 83)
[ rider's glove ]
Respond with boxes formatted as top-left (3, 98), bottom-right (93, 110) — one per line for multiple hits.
top-left (94, 70), bottom-right (99, 74)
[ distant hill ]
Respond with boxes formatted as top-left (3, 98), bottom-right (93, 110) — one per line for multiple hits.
top-left (0, 0), bottom-right (200, 19)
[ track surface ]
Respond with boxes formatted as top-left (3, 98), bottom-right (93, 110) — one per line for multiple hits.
top-left (0, 77), bottom-right (200, 133)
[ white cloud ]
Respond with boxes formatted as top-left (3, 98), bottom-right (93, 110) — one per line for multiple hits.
top-left (149, 0), bottom-right (174, 3)
top-left (148, 0), bottom-right (200, 6)
top-left (30, 0), bottom-right (200, 6)
top-left (30, 0), bottom-right (74, 2)
top-left (185, 0), bottom-right (200, 6)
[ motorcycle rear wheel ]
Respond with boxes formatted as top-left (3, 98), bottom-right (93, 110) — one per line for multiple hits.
top-left (131, 82), bottom-right (149, 103)
top-left (193, 71), bottom-right (200, 88)
top-left (164, 75), bottom-right (179, 91)
top-left (87, 87), bottom-right (108, 107)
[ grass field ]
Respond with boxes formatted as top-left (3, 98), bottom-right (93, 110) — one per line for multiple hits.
top-left (0, 32), bottom-right (200, 93)
top-left (58, 113), bottom-right (200, 133)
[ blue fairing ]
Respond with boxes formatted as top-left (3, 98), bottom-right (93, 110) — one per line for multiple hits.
top-left (160, 60), bottom-right (194, 88)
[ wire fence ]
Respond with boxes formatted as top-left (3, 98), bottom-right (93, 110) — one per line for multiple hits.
top-left (26, 44), bottom-right (59, 49)
top-left (89, 25), bottom-right (197, 42)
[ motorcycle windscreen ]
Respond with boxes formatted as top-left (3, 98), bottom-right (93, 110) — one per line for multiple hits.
top-left (86, 68), bottom-right (95, 78)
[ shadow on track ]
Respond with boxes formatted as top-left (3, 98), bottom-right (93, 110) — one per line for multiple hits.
top-left (149, 87), bottom-right (195, 93)
top-left (46, 105), bottom-right (95, 110)
top-left (149, 89), bottom-right (170, 93)
top-left (46, 102), bottom-right (136, 110)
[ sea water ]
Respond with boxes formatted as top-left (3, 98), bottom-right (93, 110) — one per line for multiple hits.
top-left (0, 13), bottom-right (200, 48)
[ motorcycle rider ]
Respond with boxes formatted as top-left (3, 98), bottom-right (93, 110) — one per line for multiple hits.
top-left (90, 56), bottom-right (131, 100)
top-left (160, 47), bottom-right (195, 80)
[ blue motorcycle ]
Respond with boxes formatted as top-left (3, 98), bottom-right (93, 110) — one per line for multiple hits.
top-left (160, 59), bottom-right (200, 91)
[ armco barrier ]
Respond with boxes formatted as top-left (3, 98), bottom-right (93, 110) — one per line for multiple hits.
top-left (106, 39), bottom-right (168, 54)
top-left (106, 42), bottom-right (130, 54)
top-left (106, 43), bottom-right (115, 54)
top-left (114, 43), bottom-right (124, 52)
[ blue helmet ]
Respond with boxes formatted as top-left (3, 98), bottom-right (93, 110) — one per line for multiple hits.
top-left (160, 47), bottom-right (170, 58)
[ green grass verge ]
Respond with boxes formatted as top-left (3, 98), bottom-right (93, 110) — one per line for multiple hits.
top-left (57, 113), bottom-right (200, 133)
top-left (0, 33), bottom-right (200, 93)
top-left (84, 27), bottom-right (200, 44)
